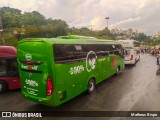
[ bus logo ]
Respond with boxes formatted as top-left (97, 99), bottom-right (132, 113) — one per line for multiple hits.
top-left (25, 53), bottom-right (32, 61)
top-left (28, 73), bottom-right (32, 77)
top-left (86, 51), bottom-right (97, 72)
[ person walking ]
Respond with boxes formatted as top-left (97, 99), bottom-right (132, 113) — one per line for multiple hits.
top-left (156, 50), bottom-right (160, 75)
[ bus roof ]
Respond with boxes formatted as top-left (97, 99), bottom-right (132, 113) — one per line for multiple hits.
top-left (117, 39), bottom-right (139, 42)
top-left (18, 35), bottom-right (119, 45)
top-left (0, 46), bottom-right (16, 58)
top-left (117, 39), bottom-right (140, 49)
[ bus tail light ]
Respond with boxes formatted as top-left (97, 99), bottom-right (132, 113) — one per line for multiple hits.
top-left (130, 55), bottom-right (133, 60)
top-left (46, 77), bottom-right (53, 96)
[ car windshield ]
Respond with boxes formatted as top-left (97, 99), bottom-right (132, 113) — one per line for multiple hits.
top-left (0, 58), bottom-right (19, 77)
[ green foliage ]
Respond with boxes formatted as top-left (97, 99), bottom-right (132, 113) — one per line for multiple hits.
top-left (96, 27), bottom-right (115, 40)
top-left (1, 7), bottom-right (22, 29)
top-left (1, 32), bottom-right (18, 46)
top-left (148, 39), bottom-right (160, 46)
top-left (22, 11), bottom-right (46, 26)
top-left (0, 6), bottom-right (152, 46)
top-left (68, 27), bottom-right (115, 40)
top-left (1, 7), bottom-right (68, 40)
top-left (68, 27), bottom-right (96, 37)
top-left (131, 32), bottom-right (150, 42)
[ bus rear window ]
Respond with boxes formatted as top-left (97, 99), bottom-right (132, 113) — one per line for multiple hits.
top-left (53, 44), bottom-right (123, 64)
top-left (124, 50), bottom-right (130, 56)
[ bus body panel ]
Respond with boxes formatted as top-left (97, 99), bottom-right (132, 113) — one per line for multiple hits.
top-left (0, 46), bottom-right (21, 91)
top-left (118, 40), bottom-right (140, 65)
top-left (0, 77), bottom-right (21, 89)
top-left (17, 41), bottom-right (50, 98)
top-left (17, 37), bottom-right (125, 106)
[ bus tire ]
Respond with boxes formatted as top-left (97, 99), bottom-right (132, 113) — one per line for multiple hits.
top-left (115, 66), bottom-right (120, 76)
top-left (0, 81), bottom-right (8, 93)
top-left (88, 79), bottom-right (95, 93)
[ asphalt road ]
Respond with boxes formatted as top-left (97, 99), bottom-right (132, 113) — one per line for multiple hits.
top-left (0, 54), bottom-right (160, 120)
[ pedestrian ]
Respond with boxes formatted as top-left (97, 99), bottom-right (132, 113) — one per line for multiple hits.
top-left (156, 51), bottom-right (160, 75)
top-left (157, 51), bottom-right (160, 65)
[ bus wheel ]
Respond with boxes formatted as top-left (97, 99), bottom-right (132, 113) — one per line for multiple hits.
top-left (0, 81), bottom-right (7, 93)
top-left (115, 67), bottom-right (120, 76)
top-left (88, 79), bottom-right (95, 93)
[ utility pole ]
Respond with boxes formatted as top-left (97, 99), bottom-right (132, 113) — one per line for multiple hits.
top-left (105, 17), bottom-right (110, 37)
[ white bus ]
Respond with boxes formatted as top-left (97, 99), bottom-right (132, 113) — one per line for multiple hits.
top-left (118, 40), bottom-right (140, 65)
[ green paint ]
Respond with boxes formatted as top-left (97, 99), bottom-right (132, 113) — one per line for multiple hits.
top-left (17, 35), bottom-right (124, 106)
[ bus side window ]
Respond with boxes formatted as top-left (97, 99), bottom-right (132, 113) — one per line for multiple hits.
top-left (92, 45), bottom-right (109, 58)
top-left (54, 44), bottom-right (86, 63)
top-left (54, 45), bottom-right (65, 61)
top-left (0, 60), bottom-right (6, 76)
top-left (74, 45), bottom-right (84, 60)
top-left (107, 45), bottom-right (114, 55)
top-left (114, 50), bottom-right (119, 55)
top-left (65, 45), bottom-right (75, 60)
top-left (6, 58), bottom-right (19, 77)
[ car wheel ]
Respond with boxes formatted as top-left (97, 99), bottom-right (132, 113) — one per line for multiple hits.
top-left (88, 79), bottom-right (95, 93)
top-left (0, 81), bottom-right (7, 93)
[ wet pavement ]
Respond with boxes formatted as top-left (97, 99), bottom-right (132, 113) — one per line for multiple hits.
top-left (0, 54), bottom-right (160, 120)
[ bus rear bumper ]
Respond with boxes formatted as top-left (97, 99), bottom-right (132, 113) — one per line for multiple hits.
top-left (22, 91), bottom-right (56, 106)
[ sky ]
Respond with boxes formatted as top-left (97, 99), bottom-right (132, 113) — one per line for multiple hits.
top-left (1, 0), bottom-right (160, 35)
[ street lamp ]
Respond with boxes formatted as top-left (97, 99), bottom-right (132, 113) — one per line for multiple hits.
top-left (105, 17), bottom-right (110, 37)
top-left (105, 17), bottom-right (110, 29)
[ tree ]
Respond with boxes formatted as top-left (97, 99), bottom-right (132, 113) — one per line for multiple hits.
top-left (1, 7), bottom-right (22, 30)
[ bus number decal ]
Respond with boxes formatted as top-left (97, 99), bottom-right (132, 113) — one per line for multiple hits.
top-left (98, 58), bottom-right (105, 62)
top-left (69, 65), bottom-right (84, 75)
top-left (25, 79), bottom-right (38, 87)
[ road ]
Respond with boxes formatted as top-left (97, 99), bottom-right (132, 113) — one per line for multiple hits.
top-left (0, 54), bottom-right (160, 120)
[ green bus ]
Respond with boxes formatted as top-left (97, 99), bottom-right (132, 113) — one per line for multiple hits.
top-left (17, 35), bottom-right (125, 106)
